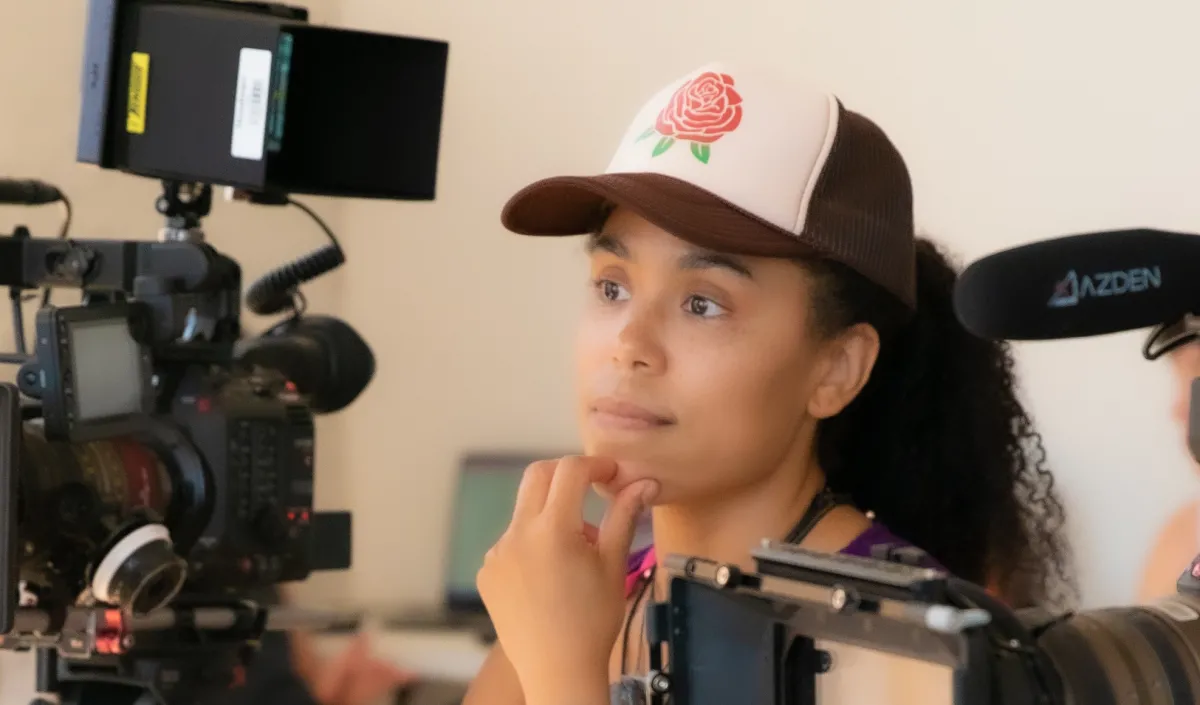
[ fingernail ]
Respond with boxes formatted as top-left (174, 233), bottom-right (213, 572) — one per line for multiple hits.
top-left (639, 480), bottom-right (660, 505)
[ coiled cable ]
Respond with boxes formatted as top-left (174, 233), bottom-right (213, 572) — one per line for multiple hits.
top-left (244, 198), bottom-right (344, 316)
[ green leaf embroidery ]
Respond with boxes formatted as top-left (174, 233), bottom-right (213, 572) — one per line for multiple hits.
top-left (635, 127), bottom-right (657, 143)
top-left (651, 136), bottom-right (675, 157)
top-left (690, 142), bottom-right (711, 164)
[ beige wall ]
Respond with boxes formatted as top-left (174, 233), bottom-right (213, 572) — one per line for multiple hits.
top-left (4, 0), bottom-right (1200, 702)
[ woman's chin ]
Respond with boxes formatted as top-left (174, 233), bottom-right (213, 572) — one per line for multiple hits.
top-left (592, 460), bottom-right (668, 504)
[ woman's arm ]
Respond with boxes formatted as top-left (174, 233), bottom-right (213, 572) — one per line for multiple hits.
top-left (463, 643), bottom-right (526, 705)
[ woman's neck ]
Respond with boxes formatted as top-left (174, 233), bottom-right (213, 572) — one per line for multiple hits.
top-left (649, 456), bottom-right (840, 593)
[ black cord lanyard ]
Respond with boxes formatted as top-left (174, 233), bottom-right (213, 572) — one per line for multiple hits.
top-left (619, 487), bottom-right (853, 675)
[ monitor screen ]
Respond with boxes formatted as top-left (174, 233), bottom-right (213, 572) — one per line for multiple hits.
top-left (67, 317), bottom-right (145, 421)
top-left (444, 455), bottom-right (654, 604)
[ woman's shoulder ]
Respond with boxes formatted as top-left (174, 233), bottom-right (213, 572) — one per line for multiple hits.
top-left (624, 522), bottom-right (944, 598)
top-left (839, 522), bottom-right (946, 570)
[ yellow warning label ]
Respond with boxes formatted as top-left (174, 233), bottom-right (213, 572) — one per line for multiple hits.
top-left (126, 52), bottom-right (150, 134)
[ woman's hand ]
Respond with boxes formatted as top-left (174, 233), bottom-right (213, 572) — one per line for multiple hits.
top-left (476, 456), bottom-right (658, 705)
top-left (307, 633), bottom-right (417, 705)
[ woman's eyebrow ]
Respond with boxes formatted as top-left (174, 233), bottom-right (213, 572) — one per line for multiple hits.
top-left (585, 232), bottom-right (630, 259)
top-left (678, 249), bottom-right (753, 279)
top-left (586, 232), bottom-right (753, 279)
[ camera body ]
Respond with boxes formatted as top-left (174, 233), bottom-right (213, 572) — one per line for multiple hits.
top-left (12, 319), bottom-right (332, 603)
top-left (0, 226), bottom-right (355, 633)
top-left (0, 209), bottom-right (364, 705)
top-left (155, 358), bottom-right (322, 592)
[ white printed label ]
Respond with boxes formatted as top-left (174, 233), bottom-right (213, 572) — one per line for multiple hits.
top-left (230, 48), bottom-right (273, 160)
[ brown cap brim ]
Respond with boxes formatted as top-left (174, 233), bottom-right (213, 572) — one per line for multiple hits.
top-left (500, 172), bottom-right (821, 259)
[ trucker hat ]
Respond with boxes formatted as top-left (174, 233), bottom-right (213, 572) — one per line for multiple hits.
top-left (500, 62), bottom-right (918, 311)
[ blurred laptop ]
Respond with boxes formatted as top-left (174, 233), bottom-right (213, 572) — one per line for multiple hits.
top-left (386, 453), bottom-right (653, 634)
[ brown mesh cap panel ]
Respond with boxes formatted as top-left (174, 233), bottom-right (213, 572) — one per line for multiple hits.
top-left (797, 105), bottom-right (916, 308)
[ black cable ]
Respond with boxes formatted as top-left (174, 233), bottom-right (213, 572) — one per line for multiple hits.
top-left (287, 197), bottom-right (340, 252)
top-left (244, 198), bottom-right (345, 317)
top-left (1144, 317), bottom-right (1200, 360)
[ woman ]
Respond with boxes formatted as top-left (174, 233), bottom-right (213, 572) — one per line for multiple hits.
top-left (469, 63), bottom-right (1075, 705)
top-left (1139, 338), bottom-right (1200, 601)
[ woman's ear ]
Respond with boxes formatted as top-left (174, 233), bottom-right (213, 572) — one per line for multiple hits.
top-left (807, 323), bottom-right (881, 419)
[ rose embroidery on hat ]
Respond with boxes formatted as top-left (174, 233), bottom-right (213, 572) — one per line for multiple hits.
top-left (635, 71), bottom-right (743, 164)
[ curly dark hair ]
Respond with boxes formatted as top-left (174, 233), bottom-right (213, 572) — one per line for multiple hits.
top-left (806, 237), bottom-right (1077, 610)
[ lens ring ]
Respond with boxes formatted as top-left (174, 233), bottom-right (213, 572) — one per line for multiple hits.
top-left (1071, 614), bottom-right (1144, 704)
top-left (91, 523), bottom-right (187, 613)
top-left (1127, 607), bottom-right (1199, 705)
top-left (1038, 615), bottom-right (1118, 705)
top-left (127, 556), bottom-right (186, 614)
top-left (1092, 609), bottom-right (1175, 705)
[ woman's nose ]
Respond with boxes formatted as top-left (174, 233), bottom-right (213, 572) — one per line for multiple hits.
top-left (613, 307), bottom-right (666, 373)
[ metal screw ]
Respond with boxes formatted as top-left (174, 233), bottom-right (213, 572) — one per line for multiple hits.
top-left (650, 673), bottom-right (671, 694)
top-left (715, 565), bottom-right (731, 587)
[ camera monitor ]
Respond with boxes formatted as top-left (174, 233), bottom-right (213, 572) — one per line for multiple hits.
top-left (78, 0), bottom-right (450, 201)
top-left (30, 303), bottom-right (155, 441)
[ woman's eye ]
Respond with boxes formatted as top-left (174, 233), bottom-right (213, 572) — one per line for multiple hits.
top-left (685, 295), bottom-right (726, 318)
top-left (596, 279), bottom-right (630, 302)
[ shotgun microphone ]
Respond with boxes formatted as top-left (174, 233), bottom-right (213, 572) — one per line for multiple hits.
top-left (952, 228), bottom-right (1200, 341)
top-left (0, 179), bottom-right (63, 205)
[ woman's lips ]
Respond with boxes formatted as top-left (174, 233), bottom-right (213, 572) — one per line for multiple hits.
top-left (589, 397), bottom-right (675, 431)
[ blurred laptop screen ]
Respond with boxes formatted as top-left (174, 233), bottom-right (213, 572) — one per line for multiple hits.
top-left (444, 454), bottom-right (652, 607)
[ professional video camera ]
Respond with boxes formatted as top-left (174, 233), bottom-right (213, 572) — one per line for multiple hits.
top-left (630, 228), bottom-right (1200, 705)
top-left (0, 1), bottom-right (448, 704)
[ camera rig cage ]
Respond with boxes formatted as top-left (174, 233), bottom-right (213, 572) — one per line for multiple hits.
top-left (632, 541), bottom-right (1200, 705)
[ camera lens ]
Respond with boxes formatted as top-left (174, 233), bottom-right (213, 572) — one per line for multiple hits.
top-left (1037, 596), bottom-right (1200, 704)
top-left (16, 425), bottom-right (192, 611)
top-left (90, 523), bottom-right (187, 614)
